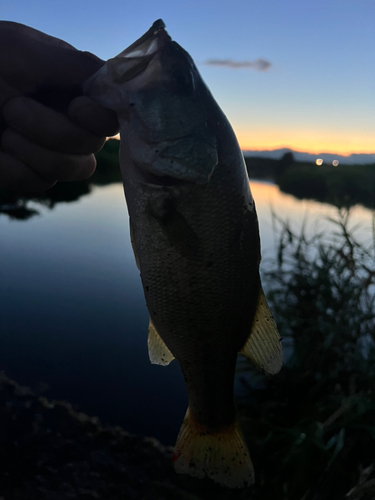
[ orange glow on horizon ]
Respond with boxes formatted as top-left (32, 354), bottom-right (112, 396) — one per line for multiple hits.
top-left (235, 127), bottom-right (375, 156)
top-left (109, 130), bottom-right (374, 157)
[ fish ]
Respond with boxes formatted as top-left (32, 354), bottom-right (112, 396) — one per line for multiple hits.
top-left (84, 19), bottom-right (282, 488)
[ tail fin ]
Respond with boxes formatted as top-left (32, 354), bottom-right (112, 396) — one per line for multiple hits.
top-left (173, 408), bottom-right (254, 488)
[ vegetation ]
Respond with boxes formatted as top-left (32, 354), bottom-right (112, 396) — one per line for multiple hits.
top-left (278, 163), bottom-right (375, 210)
top-left (90, 138), bottom-right (121, 185)
top-left (244, 156), bottom-right (282, 180)
top-left (237, 211), bottom-right (375, 500)
top-left (2, 139), bottom-right (375, 497)
top-left (1, 141), bottom-right (374, 219)
top-left (244, 154), bottom-right (375, 210)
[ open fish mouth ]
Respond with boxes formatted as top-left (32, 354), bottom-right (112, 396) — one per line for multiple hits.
top-left (119, 19), bottom-right (169, 58)
top-left (83, 19), bottom-right (170, 99)
top-left (106, 19), bottom-right (170, 85)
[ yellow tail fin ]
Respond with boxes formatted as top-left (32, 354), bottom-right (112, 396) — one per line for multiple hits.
top-left (173, 408), bottom-right (254, 488)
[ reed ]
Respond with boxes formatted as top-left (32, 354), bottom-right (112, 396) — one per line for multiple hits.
top-left (237, 210), bottom-right (375, 500)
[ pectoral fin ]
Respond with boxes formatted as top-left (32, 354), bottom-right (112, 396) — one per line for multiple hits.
top-left (148, 319), bottom-right (175, 366)
top-left (240, 288), bottom-right (283, 374)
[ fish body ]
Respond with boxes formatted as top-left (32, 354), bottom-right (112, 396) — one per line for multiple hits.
top-left (85, 20), bottom-right (282, 488)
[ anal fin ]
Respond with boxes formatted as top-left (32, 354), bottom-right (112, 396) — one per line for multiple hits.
top-left (148, 319), bottom-right (175, 366)
top-left (240, 287), bottom-right (283, 375)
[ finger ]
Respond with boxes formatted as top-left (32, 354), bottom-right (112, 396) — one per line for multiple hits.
top-left (68, 96), bottom-right (119, 137)
top-left (3, 96), bottom-right (106, 155)
top-left (0, 21), bottom-right (77, 50)
top-left (0, 151), bottom-right (56, 192)
top-left (1, 129), bottom-right (97, 182)
top-left (0, 24), bottom-right (103, 92)
top-left (0, 76), bottom-right (21, 107)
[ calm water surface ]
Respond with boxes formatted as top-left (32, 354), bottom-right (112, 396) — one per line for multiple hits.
top-left (0, 180), bottom-right (373, 444)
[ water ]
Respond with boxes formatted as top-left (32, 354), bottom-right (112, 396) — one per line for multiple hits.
top-left (0, 180), bottom-right (373, 445)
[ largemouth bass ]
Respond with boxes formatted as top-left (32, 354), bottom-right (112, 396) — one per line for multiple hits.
top-left (85, 20), bottom-right (282, 488)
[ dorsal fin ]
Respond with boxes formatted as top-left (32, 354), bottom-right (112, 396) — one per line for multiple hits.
top-left (240, 288), bottom-right (283, 375)
top-left (148, 318), bottom-right (175, 366)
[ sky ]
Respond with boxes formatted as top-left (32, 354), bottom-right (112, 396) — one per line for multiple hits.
top-left (2, 0), bottom-right (374, 155)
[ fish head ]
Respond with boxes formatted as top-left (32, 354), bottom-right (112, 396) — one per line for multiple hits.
top-left (85, 20), bottom-right (218, 184)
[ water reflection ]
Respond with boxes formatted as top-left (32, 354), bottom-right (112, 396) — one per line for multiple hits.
top-left (0, 183), bottom-right (185, 444)
top-left (252, 180), bottom-right (374, 262)
top-left (0, 139), bottom-right (121, 220)
top-left (0, 174), bottom-right (374, 445)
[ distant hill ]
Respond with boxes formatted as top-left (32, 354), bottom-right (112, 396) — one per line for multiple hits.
top-left (242, 148), bottom-right (375, 165)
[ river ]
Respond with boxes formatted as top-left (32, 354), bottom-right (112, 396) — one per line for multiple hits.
top-left (0, 180), bottom-right (373, 444)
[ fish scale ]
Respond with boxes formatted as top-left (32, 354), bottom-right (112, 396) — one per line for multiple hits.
top-left (84, 19), bottom-right (282, 488)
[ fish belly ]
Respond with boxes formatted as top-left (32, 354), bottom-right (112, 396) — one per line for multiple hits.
top-left (125, 158), bottom-right (260, 424)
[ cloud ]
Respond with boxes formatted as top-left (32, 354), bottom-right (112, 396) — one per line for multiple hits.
top-left (204, 58), bottom-right (272, 71)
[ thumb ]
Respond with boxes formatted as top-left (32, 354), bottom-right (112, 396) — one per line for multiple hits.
top-left (42, 49), bottom-right (105, 89)
top-left (0, 22), bottom-right (104, 93)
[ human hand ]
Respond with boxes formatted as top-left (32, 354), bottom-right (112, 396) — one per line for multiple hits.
top-left (0, 21), bottom-right (119, 191)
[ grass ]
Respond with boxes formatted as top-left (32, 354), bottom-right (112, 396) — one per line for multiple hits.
top-left (237, 210), bottom-right (375, 500)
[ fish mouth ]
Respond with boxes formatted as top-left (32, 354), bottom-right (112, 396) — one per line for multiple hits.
top-left (119, 19), bottom-right (170, 58)
top-left (107, 19), bottom-right (171, 84)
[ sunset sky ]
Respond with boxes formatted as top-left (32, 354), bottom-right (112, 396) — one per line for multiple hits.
top-left (2, 0), bottom-right (374, 155)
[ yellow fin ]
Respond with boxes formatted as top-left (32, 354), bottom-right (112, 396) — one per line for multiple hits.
top-left (129, 218), bottom-right (140, 270)
top-left (240, 288), bottom-right (283, 375)
top-left (148, 319), bottom-right (175, 366)
top-left (173, 407), bottom-right (254, 488)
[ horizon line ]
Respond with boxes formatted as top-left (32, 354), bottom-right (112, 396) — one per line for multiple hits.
top-left (240, 147), bottom-right (375, 157)
top-left (107, 136), bottom-right (375, 158)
